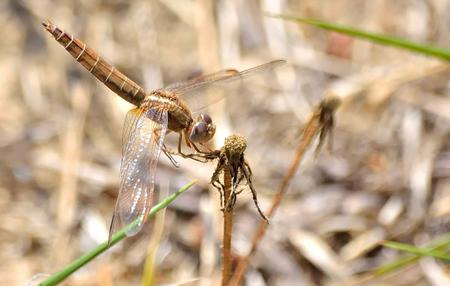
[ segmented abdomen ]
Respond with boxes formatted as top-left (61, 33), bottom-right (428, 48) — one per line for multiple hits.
top-left (42, 20), bottom-right (145, 107)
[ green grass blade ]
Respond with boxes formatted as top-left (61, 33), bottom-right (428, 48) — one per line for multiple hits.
top-left (267, 14), bottom-right (450, 61)
top-left (373, 235), bottom-right (450, 276)
top-left (383, 241), bottom-right (450, 261)
top-left (38, 180), bottom-right (197, 286)
top-left (374, 254), bottom-right (419, 276)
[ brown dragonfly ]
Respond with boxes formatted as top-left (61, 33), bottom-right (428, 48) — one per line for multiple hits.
top-left (42, 20), bottom-right (285, 241)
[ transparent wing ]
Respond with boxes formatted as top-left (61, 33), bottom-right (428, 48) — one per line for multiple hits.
top-left (121, 108), bottom-right (143, 160)
top-left (164, 60), bottom-right (286, 95)
top-left (161, 60), bottom-right (286, 111)
top-left (109, 107), bottom-right (168, 240)
top-left (163, 69), bottom-right (240, 93)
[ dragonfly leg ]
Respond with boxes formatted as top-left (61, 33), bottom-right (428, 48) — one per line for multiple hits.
top-left (175, 132), bottom-right (217, 162)
top-left (152, 128), bottom-right (179, 167)
top-left (156, 131), bottom-right (209, 163)
top-left (194, 142), bottom-right (213, 153)
top-left (162, 143), bottom-right (180, 168)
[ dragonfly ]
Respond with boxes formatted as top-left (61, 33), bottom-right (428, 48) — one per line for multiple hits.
top-left (42, 20), bottom-right (285, 241)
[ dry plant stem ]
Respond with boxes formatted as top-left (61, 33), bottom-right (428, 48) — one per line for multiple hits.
top-left (230, 115), bottom-right (320, 286)
top-left (222, 165), bottom-right (234, 286)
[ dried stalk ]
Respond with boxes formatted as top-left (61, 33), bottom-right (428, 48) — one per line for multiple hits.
top-left (193, 134), bottom-right (265, 285)
top-left (229, 97), bottom-right (340, 285)
top-left (222, 164), bottom-right (234, 286)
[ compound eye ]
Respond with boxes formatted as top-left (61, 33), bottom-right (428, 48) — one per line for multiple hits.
top-left (201, 113), bottom-right (212, 124)
top-left (189, 122), bottom-right (208, 142)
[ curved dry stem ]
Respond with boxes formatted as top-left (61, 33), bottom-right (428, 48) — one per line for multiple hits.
top-left (229, 100), bottom-right (337, 285)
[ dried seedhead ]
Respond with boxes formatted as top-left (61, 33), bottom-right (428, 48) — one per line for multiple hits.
top-left (210, 134), bottom-right (268, 221)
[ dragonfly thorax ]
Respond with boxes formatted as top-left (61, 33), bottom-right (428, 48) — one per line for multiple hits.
top-left (144, 90), bottom-right (192, 132)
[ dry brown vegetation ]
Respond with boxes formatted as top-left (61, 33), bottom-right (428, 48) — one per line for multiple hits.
top-left (1, 0), bottom-right (449, 285)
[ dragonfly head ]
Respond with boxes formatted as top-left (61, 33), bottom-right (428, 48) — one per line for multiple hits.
top-left (189, 113), bottom-right (216, 143)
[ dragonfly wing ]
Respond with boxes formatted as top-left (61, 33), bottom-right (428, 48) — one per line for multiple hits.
top-left (109, 107), bottom-right (168, 240)
top-left (162, 60), bottom-right (286, 112)
top-left (121, 108), bottom-right (143, 164)
top-left (163, 69), bottom-right (240, 94)
top-left (165, 60), bottom-right (286, 94)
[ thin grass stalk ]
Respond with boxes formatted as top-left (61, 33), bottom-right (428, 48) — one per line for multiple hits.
top-left (368, 238), bottom-right (450, 280)
top-left (222, 165), bottom-right (234, 286)
top-left (140, 181), bottom-right (170, 286)
top-left (267, 14), bottom-right (450, 61)
top-left (383, 241), bottom-right (450, 261)
top-left (230, 116), bottom-right (320, 286)
top-left (347, 235), bottom-right (450, 285)
top-left (376, 237), bottom-right (450, 275)
top-left (38, 180), bottom-right (197, 286)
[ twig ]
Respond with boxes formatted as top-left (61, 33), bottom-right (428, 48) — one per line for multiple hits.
top-left (196, 134), bottom-right (262, 285)
top-left (222, 164), bottom-right (234, 286)
top-left (229, 98), bottom-right (340, 285)
top-left (37, 180), bottom-right (197, 286)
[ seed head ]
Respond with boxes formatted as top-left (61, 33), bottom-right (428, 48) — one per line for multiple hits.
top-left (224, 134), bottom-right (247, 160)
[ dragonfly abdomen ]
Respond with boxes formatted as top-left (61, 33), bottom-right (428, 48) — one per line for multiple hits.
top-left (42, 20), bottom-right (146, 107)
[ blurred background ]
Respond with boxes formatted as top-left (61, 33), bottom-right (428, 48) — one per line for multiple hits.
top-left (1, 0), bottom-right (449, 285)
